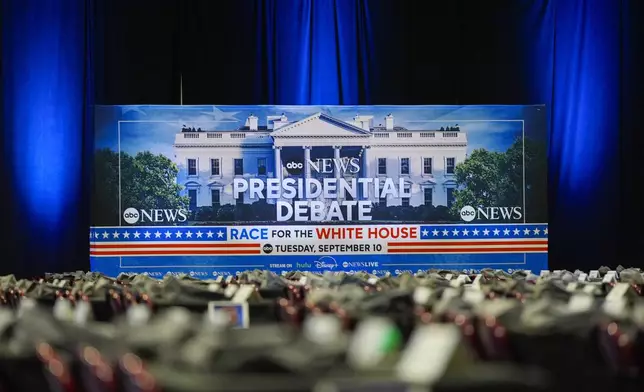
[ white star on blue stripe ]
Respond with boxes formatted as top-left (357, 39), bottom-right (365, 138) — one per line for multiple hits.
top-left (89, 227), bottom-right (228, 241)
top-left (419, 224), bottom-right (548, 239)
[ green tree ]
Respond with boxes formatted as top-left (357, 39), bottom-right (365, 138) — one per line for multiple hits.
top-left (92, 149), bottom-right (189, 225)
top-left (121, 151), bottom-right (189, 214)
top-left (451, 137), bottom-right (548, 222)
top-left (450, 149), bottom-right (508, 213)
top-left (515, 137), bottom-right (548, 222)
top-left (92, 149), bottom-right (120, 225)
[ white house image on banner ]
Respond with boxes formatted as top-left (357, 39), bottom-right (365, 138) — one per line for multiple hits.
top-left (173, 113), bottom-right (468, 210)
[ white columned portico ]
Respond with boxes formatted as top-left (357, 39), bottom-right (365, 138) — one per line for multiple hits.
top-left (303, 146), bottom-right (311, 199)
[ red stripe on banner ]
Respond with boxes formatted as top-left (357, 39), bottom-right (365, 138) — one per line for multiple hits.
top-left (388, 240), bottom-right (547, 247)
top-left (90, 249), bottom-right (261, 256)
top-left (90, 243), bottom-right (260, 249)
top-left (388, 246), bottom-right (548, 254)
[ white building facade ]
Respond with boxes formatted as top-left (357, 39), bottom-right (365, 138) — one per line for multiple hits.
top-left (173, 113), bottom-right (467, 210)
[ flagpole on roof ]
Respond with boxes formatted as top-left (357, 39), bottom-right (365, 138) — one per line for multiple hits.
top-left (180, 73), bottom-right (183, 106)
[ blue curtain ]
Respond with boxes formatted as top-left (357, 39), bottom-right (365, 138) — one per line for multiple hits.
top-left (546, 0), bottom-right (624, 266)
top-left (255, 0), bottom-right (374, 104)
top-left (1, 0), bottom-right (641, 275)
top-left (1, 0), bottom-right (93, 276)
top-left (514, 0), bottom-right (624, 266)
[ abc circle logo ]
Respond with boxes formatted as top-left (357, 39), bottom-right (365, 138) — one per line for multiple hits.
top-left (123, 208), bottom-right (140, 224)
top-left (285, 159), bottom-right (304, 175)
top-left (262, 244), bottom-right (274, 254)
top-left (459, 205), bottom-right (476, 222)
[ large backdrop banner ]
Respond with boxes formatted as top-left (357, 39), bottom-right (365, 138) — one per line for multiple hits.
top-left (91, 105), bottom-right (548, 278)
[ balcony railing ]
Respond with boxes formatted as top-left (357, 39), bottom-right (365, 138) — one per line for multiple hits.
top-left (176, 130), bottom-right (466, 145)
top-left (372, 131), bottom-right (466, 144)
top-left (176, 132), bottom-right (271, 144)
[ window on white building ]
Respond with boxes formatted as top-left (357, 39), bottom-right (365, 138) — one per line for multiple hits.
top-left (424, 188), bottom-right (433, 205)
top-left (446, 157), bottom-right (456, 174)
top-left (257, 158), bottom-right (267, 175)
top-left (210, 158), bottom-right (220, 176)
top-left (188, 189), bottom-right (197, 211)
top-left (447, 187), bottom-right (455, 208)
top-left (423, 157), bottom-right (433, 175)
top-left (400, 158), bottom-right (410, 175)
top-left (234, 158), bottom-right (243, 176)
top-left (377, 158), bottom-right (387, 175)
top-left (211, 189), bottom-right (220, 207)
top-left (188, 159), bottom-right (197, 176)
top-left (402, 183), bottom-right (411, 207)
top-left (378, 186), bottom-right (386, 205)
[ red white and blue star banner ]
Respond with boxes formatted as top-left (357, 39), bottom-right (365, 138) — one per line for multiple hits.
top-left (89, 224), bottom-right (548, 277)
top-left (90, 224), bottom-right (547, 257)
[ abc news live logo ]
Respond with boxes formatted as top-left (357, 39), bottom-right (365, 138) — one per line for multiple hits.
top-left (123, 208), bottom-right (188, 224)
top-left (459, 205), bottom-right (522, 222)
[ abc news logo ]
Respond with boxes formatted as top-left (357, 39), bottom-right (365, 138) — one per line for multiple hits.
top-left (285, 159), bottom-right (304, 175)
top-left (262, 244), bottom-right (274, 254)
top-left (123, 207), bottom-right (188, 224)
top-left (459, 205), bottom-right (523, 222)
top-left (459, 206), bottom-right (477, 221)
top-left (123, 209), bottom-right (140, 223)
top-left (284, 157), bottom-right (361, 176)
